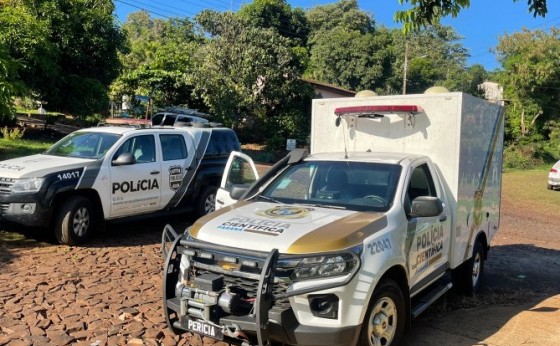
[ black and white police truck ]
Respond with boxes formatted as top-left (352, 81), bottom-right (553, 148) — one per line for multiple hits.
top-left (161, 91), bottom-right (505, 346)
top-left (0, 124), bottom-right (240, 245)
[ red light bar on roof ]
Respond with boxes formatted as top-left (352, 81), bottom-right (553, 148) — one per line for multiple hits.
top-left (334, 105), bottom-right (422, 116)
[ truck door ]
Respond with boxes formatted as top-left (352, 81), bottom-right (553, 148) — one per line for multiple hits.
top-left (158, 133), bottom-right (194, 207)
top-left (405, 163), bottom-right (452, 292)
top-left (216, 151), bottom-right (259, 210)
top-left (109, 134), bottom-right (162, 217)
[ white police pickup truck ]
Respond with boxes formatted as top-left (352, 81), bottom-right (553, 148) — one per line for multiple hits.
top-left (162, 92), bottom-right (505, 346)
top-left (0, 124), bottom-right (240, 245)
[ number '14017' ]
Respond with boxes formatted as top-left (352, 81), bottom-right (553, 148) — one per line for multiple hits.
top-left (57, 171), bottom-right (80, 180)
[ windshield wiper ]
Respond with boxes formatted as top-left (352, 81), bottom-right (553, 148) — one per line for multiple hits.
top-left (257, 195), bottom-right (282, 204)
top-left (299, 202), bottom-right (347, 210)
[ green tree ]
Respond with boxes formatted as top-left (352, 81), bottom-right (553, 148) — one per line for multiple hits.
top-left (0, 43), bottom-right (19, 123)
top-left (395, 0), bottom-right (548, 33)
top-left (110, 11), bottom-right (204, 114)
top-left (304, 0), bottom-right (473, 96)
top-left (305, 0), bottom-right (391, 92)
top-left (306, 0), bottom-right (375, 38)
top-left (237, 0), bottom-right (309, 46)
top-left (192, 11), bottom-right (312, 143)
top-left (0, 0), bottom-right (125, 116)
top-left (307, 27), bottom-right (392, 92)
top-left (495, 28), bottom-right (560, 142)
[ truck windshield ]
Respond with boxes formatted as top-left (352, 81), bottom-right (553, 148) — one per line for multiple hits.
top-left (260, 161), bottom-right (402, 212)
top-left (45, 132), bottom-right (121, 159)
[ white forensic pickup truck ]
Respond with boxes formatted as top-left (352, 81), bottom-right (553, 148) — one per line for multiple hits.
top-left (0, 124), bottom-right (240, 245)
top-left (162, 92), bottom-right (504, 346)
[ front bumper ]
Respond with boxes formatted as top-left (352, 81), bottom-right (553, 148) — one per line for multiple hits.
top-left (162, 227), bottom-right (362, 346)
top-left (0, 195), bottom-right (52, 227)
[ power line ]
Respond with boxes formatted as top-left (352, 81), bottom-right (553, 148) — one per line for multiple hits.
top-left (115, 0), bottom-right (174, 19)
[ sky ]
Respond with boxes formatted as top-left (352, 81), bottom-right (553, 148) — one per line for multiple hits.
top-left (114, 0), bottom-right (560, 71)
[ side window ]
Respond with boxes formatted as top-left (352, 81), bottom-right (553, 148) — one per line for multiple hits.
top-left (162, 114), bottom-right (176, 126)
top-left (112, 135), bottom-right (156, 163)
top-left (151, 113), bottom-right (164, 126)
top-left (407, 164), bottom-right (437, 201)
top-left (160, 134), bottom-right (187, 161)
top-left (225, 156), bottom-right (257, 191)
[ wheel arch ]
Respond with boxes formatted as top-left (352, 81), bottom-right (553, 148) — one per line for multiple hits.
top-left (475, 231), bottom-right (488, 260)
top-left (375, 264), bottom-right (411, 332)
top-left (50, 189), bottom-right (104, 225)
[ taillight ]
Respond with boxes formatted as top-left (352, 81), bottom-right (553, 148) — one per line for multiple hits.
top-left (551, 168), bottom-right (558, 173)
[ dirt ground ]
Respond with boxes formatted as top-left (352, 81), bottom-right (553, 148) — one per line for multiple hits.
top-left (0, 180), bottom-right (559, 345)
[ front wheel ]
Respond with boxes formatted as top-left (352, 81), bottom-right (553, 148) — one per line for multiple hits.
top-left (196, 186), bottom-right (218, 217)
top-left (55, 196), bottom-right (96, 245)
top-left (360, 279), bottom-right (405, 346)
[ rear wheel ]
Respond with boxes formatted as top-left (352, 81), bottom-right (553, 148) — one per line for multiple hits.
top-left (55, 196), bottom-right (95, 245)
top-left (360, 279), bottom-right (405, 346)
top-left (453, 239), bottom-right (485, 296)
top-left (197, 186), bottom-right (217, 217)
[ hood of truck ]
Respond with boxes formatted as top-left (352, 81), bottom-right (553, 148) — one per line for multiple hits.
top-left (189, 201), bottom-right (388, 254)
top-left (0, 154), bottom-right (96, 179)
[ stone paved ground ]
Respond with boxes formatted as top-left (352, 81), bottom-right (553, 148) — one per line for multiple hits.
top-left (0, 217), bottom-right (229, 346)
top-left (1, 168), bottom-right (559, 346)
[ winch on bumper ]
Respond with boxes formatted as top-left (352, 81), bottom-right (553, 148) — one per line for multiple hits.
top-left (162, 225), bottom-right (362, 346)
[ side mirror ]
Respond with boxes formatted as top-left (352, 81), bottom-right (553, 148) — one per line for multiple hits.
top-left (230, 186), bottom-right (248, 200)
top-left (409, 196), bottom-right (443, 218)
top-left (112, 152), bottom-right (136, 166)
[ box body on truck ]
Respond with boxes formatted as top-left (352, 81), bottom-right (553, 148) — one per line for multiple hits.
top-left (161, 92), bottom-right (504, 346)
top-left (0, 125), bottom-right (240, 245)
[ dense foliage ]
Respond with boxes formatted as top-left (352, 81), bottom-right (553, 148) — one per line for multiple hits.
top-left (495, 28), bottom-right (560, 162)
top-left (109, 11), bottom-right (205, 115)
top-left (0, 0), bottom-right (125, 118)
top-left (0, 0), bottom-right (557, 164)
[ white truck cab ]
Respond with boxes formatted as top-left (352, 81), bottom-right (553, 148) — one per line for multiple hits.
top-left (162, 92), bottom-right (504, 346)
top-left (0, 124), bottom-right (240, 245)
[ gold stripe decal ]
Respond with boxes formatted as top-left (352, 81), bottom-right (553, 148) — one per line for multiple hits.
top-left (287, 213), bottom-right (388, 254)
top-left (189, 200), bottom-right (251, 239)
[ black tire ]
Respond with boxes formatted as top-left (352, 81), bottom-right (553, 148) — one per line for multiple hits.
top-left (359, 279), bottom-right (405, 346)
top-left (453, 239), bottom-right (485, 296)
top-left (196, 186), bottom-right (217, 217)
top-left (55, 196), bottom-right (95, 245)
top-left (547, 184), bottom-right (553, 190)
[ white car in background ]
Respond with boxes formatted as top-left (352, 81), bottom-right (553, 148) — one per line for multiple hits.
top-left (548, 160), bottom-right (560, 190)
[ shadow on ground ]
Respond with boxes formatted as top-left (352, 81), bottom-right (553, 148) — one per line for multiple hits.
top-left (402, 243), bottom-right (560, 345)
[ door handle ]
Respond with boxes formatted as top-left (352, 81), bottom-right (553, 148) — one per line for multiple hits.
top-left (150, 171), bottom-right (160, 175)
top-left (439, 214), bottom-right (447, 222)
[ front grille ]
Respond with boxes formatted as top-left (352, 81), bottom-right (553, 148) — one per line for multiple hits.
top-left (0, 203), bottom-right (9, 211)
top-left (0, 177), bottom-right (15, 194)
top-left (192, 266), bottom-right (292, 309)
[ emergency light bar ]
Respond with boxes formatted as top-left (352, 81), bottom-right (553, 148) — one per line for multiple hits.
top-left (334, 105), bottom-right (422, 117)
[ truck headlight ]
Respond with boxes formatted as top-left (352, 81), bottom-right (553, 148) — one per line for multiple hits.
top-left (11, 178), bottom-right (44, 193)
top-left (289, 247), bottom-right (361, 281)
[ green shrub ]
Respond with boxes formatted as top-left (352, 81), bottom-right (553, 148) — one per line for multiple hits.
top-left (503, 142), bottom-right (558, 171)
top-left (265, 135), bottom-right (286, 152)
top-left (1, 126), bottom-right (25, 140)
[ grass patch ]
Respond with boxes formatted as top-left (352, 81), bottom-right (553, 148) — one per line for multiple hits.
top-left (502, 168), bottom-right (560, 215)
top-left (0, 138), bottom-right (53, 161)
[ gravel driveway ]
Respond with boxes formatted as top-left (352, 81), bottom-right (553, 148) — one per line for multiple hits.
top-left (1, 176), bottom-right (559, 346)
